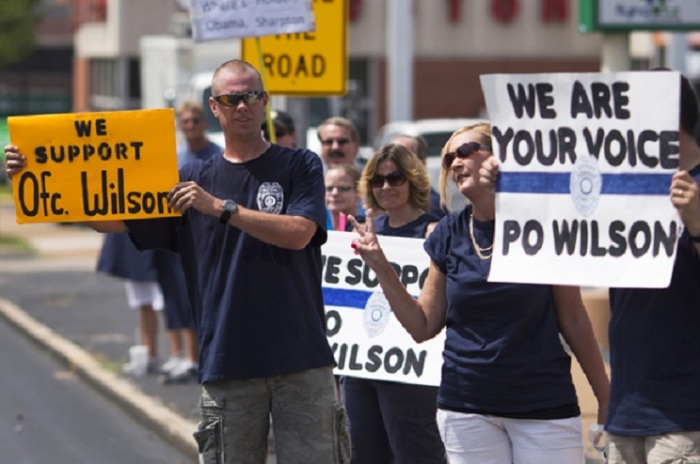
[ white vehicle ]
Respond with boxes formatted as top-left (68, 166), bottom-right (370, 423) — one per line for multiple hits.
top-left (374, 118), bottom-right (479, 156)
top-left (374, 118), bottom-right (482, 212)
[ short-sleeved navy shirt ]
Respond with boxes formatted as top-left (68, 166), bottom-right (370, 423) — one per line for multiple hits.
top-left (608, 164), bottom-right (700, 435)
top-left (428, 188), bottom-right (446, 219)
top-left (423, 206), bottom-right (578, 416)
top-left (374, 212), bottom-right (438, 238)
top-left (127, 145), bottom-right (335, 383)
top-left (177, 140), bottom-right (222, 166)
top-left (96, 232), bottom-right (157, 282)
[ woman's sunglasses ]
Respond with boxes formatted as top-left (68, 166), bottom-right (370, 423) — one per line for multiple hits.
top-left (370, 170), bottom-right (408, 189)
top-left (213, 90), bottom-right (265, 107)
top-left (442, 141), bottom-right (491, 169)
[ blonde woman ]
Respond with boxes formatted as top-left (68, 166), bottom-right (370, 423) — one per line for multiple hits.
top-left (350, 123), bottom-right (609, 464)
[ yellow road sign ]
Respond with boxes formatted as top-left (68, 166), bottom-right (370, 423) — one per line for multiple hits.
top-left (242, 0), bottom-right (347, 96)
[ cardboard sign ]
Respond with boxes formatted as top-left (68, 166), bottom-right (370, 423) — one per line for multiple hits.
top-left (322, 231), bottom-right (444, 386)
top-left (480, 71), bottom-right (681, 288)
top-left (189, 0), bottom-right (315, 42)
top-left (241, 0), bottom-right (347, 95)
top-left (9, 109), bottom-right (180, 224)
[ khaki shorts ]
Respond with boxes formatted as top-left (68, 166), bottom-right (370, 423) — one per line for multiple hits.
top-left (193, 366), bottom-right (350, 464)
top-left (608, 431), bottom-right (700, 464)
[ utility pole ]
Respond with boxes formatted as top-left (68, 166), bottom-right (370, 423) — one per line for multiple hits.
top-left (666, 33), bottom-right (688, 73)
top-left (386, 0), bottom-right (413, 122)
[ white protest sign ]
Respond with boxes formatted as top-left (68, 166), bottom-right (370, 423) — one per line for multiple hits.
top-left (189, 0), bottom-right (315, 42)
top-left (322, 231), bottom-right (444, 386)
top-left (480, 71), bottom-right (681, 288)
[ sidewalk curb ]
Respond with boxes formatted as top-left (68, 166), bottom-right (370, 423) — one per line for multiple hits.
top-left (0, 296), bottom-right (199, 460)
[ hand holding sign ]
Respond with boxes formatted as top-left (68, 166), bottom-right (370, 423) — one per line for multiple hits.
top-left (671, 170), bottom-right (700, 237)
top-left (479, 156), bottom-right (500, 192)
top-left (3, 145), bottom-right (24, 180)
top-left (168, 180), bottom-right (221, 216)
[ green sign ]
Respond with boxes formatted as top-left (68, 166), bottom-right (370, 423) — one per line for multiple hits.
top-left (580, 0), bottom-right (700, 33)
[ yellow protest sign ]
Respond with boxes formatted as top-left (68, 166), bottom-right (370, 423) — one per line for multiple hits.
top-left (242, 0), bottom-right (347, 95)
top-left (8, 109), bottom-right (180, 224)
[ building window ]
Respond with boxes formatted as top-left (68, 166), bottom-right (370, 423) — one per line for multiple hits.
top-left (72, 0), bottom-right (107, 30)
top-left (89, 58), bottom-right (141, 110)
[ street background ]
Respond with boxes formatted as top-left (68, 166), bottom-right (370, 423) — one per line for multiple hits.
top-left (0, 200), bottom-right (607, 463)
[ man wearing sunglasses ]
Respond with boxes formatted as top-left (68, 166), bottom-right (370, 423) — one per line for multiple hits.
top-left (5, 59), bottom-right (348, 464)
top-left (317, 116), bottom-right (361, 170)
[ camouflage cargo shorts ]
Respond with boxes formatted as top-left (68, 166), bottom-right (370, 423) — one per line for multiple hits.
top-left (194, 366), bottom-right (350, 464)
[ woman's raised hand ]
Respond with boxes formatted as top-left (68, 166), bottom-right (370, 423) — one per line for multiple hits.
top-left (348, 209), bottom-right (387, 269)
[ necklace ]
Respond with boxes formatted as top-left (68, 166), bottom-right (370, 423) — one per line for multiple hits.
top-left (469, 214), bottom-right (493, 260)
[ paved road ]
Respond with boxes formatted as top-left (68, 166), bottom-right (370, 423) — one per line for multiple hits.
top-left (0, 207), bottom-right (202, 458)
top-left (0, 309), bottom-right (192, 464)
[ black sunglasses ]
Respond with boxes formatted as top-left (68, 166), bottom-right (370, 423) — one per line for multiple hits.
top-left (443, 142), bottom-right (491, 169)
top-left (370, 170), bottom-right (408, 189)
top-left (212, 91), bottom-right (265, 107)
top-left (320, 138), bottom-right (350, 146)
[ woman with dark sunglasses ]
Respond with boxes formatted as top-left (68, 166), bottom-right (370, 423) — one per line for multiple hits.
top-left (341, 143), bottom-right (446, 464)
top-left (349, 122), bottom-right (609, 463)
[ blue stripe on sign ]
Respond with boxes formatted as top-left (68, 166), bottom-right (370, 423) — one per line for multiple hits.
top-left (497, 172), bottom-right (673, 195)
top-left (323, 287), bottom-right (372, 309)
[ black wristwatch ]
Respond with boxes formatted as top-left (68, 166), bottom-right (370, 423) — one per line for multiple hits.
top-left (219, 199), bottom-right (238, 225)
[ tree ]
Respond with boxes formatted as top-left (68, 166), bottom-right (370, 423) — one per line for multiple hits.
top-left (0, 0), bottom-right (41, 69)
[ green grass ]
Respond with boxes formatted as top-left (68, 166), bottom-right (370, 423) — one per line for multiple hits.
top-left (0, 179), bottom-right (30, 252)
top-left (0, 116), bottom-right (6, 171)
top-left (0, 116), bottom-right (8, 196)
top-left (0, 234), bottom-right (32, 252)
top-left (0, 183), bottom-right (11, 205)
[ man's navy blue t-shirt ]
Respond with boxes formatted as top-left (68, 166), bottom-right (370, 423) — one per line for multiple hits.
top-left (608, 163), bottom-right (700, 435)
top-left (127, 145), bottom-right (335, 383)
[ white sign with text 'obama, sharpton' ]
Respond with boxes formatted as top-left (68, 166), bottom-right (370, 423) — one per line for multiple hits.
top-left (189, 0), bottom-right (315, 42)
